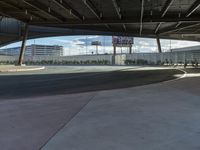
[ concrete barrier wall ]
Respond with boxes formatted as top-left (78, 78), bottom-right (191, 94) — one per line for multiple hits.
top-left (126, 53), bottom-right (160, 64)
top-left (126, 51), bottom-right (200, 64)
top-left (1, 51), bottom-right (200, 65)
top-left (0, 55), bottom-right (16, 61)
top-left (0, 55), bottom-right (113, 64)
top-left (28, 55), bottom-right (113, 63)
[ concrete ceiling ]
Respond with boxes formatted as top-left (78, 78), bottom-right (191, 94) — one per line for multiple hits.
top-left (1, 0), bottom-right (200, 44)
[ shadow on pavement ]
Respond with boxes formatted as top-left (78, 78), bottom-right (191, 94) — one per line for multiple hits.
top-left (0, 69), bottom-right (182, 100)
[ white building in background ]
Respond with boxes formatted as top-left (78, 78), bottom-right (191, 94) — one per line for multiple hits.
top-left (0, 44), bottom-right (64, 56)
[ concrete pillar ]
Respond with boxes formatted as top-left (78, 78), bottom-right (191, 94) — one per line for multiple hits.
top-left (96, 45), bottom-right (98, 55)
top-left (113, 45), bottom-right (116, 65)
top-left (129, 45), bottom-right (132, 54)
top-left (17, 23), bottom-right (29, 66)
top-left (156, 35), bottom-right (162, 53)
top-left (113, 45), bottom-right (116, 56)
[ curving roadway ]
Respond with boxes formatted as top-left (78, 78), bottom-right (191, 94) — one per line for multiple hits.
top-left (1, 66), bottom-right (199, 150)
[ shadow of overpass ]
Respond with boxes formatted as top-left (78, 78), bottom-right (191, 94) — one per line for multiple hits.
top-left (0, 69), bottom-right (182, 100)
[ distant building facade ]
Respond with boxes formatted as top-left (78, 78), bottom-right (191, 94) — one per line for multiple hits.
top-left (0, 44), bottom-right (64, 56)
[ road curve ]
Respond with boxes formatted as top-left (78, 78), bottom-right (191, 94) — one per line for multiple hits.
top-left (0, 66), bottom-right (187, 150)
top-left (0, 66), bottom-right (182, 100)
top-left (42, 69), bottom-right (200, 150)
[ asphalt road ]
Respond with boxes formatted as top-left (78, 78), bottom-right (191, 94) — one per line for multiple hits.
top-left (0, 66), bottom-right (183, 100)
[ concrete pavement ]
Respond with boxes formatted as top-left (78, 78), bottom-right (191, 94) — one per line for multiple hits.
top-left (0, 66), bottom-right (199, 150)
top-left (42, 73), bottom-right (200, 150)
top-left (0, 92), bottom-right (96, 150)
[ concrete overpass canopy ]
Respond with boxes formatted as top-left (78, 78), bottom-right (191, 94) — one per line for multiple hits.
top-left (0, 18), bottom-right (118, 47)
top-left (0, 0), bottom-right (200, 43)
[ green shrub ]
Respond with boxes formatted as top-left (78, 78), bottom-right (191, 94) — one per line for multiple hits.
top-left (22, 59), bottom-right (111, 65)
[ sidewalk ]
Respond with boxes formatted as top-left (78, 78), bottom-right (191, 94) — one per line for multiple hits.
top-left (42, 76), bottom-right (200, 150)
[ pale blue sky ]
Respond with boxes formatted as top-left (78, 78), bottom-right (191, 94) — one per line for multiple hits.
top-left (1, 36), bottom-right (200, 56)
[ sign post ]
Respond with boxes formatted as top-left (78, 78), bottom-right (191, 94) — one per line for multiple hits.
top-left (91, 41), bottom-right (101, 55)
top-left (112, 36), bottom-right (134, 65)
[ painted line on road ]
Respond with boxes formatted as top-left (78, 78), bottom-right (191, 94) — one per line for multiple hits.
top-left (162, 68), bottom-right (187, 84)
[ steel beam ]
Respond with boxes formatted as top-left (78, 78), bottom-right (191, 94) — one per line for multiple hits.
top-left (105, 24), bottom-right (111, 30)
top-left (123, 24), bottom-right (127, 31)
top-left (53, 0), bottom-right (83, 20)
top-left (0, 0), bottom-right (46, 21)
top-left (155, 0), bottom-right (174, 34)
top-left (155, 22), bottom-right (162, 34)
top-left (178, 0), bottom-right (200, 28)
top-left (30, 16), bottom-right (200, 26)
top-left (175, 22), bottom-right (182, 28)
top-left (140, 0), bottom-right (144, 35)
top-left (0, 1), bottom-right (21, 10)
top-left (0, 32), bottom-right (19, 37)
top-left (186, 0), bottom-right (200, 17)
top-left (82, 0), bottom-right (101, 20)
top-left (112, 0), bottom-right (122, 19)
top-left (29, 12), bottom-right (47, 21)
top-left (111, 0), bottom-right (126, 31)
top-left (24, 0), bottom-right (65, 22)
top-left (161, 0), bottom-right (175, 18)
top-left (0, 11), bottom-right (11, 18)
top-left (156, 35), bottom-right (162, 53)
top-left (160, 23), bottom-right (200, 35)
top-left (17, 23), bottom-right (29, 66)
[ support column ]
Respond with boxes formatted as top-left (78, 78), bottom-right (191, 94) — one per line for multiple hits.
top-left (113, 45), bottom-right (116, 56)
top-left (112, 45), bottom-right (116, 65)
top-left (96, 45), bottom-right (98, 55)
top-left (17, 23), bottom-right (29, 66)
top-left (156, 35), bottom-right (162, 53)
top-left (129, 45), bottom-right (132, 54)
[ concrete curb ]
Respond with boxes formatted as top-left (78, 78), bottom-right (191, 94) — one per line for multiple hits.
top-left (0, 66), bottom-right (45, 73)
top-left (161, 68), bottom-right (187, 84)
